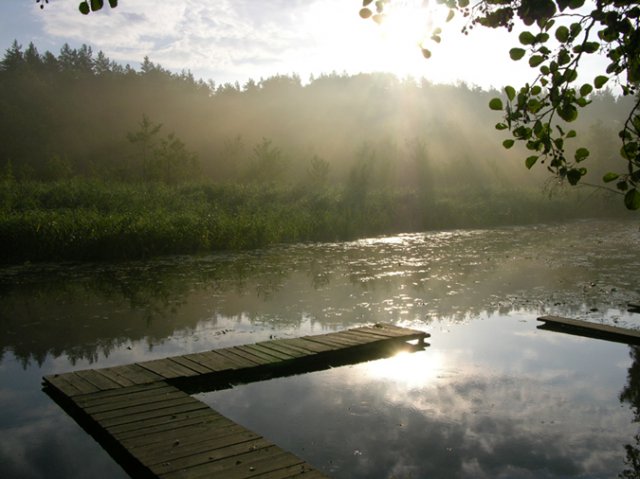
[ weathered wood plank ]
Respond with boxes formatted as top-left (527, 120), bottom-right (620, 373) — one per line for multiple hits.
top-left (98, 400), bottom-right (211, 429)
top-left (229, 346), bottom-right (278, 365)
top-left (170, 356), bottom-right (215, 375)
top-left (46, 372), bottom-right (101, 395)
top-left (121, 415), bottom-right (241, 451)
top-left (107, 408), bottom-right (217, 439)
top-left (249, 463), bottom-right (319, 479)
top-left (183, 352), bottom-right (238, 372)
top-left (108, 363), bottom-right (165, 384)
top-left (208, 349), bottom-right (261, 369)
top-left (148, 437), bottom-right (272, 476)
top-left (138, 358), bottom-right (202, 379)
top-left (93, 366), bottom-right (137, 387)
top-left (83, 389), bottom-right (188, 416)
top-left (245, 343), bottom-right (296, 361)
top-left (277, 338), bottom-right (335, 354)
top-left (74, 369), bottom-right (129, 391)
top-left (303, 333), bottom-right (361, 348)
top-left (538, 315), bottom-right (640, 344)
top-left (231, 345), bottom-right (281, 364)
top-left (257, 340), bottom-right (310, 358)
top-left (160, 446), bottom-right (303, 479)
top-left (43, 374), bottom-right (85, 397)
top-left (138, 429), bottom-right (264, 468)
top-left (74, 382), bottom-right (172, 407)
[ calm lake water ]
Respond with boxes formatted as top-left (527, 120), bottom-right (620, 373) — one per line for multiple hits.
top-left (1, 219), bottom-right (639, 478)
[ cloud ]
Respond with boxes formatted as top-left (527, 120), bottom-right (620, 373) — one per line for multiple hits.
top-left (37, 0), bottom-right (340, 82)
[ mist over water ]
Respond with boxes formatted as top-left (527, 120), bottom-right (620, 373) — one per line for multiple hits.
top-left (0, 219), bottom-right (639, 478)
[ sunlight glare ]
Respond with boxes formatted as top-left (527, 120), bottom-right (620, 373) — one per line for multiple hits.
top-left (365, 349), bottom-right (444, 388)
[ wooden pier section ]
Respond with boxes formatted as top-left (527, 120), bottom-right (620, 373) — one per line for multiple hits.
top-left (43, 323), bottom-right (429, 479)
top-left (537, 315), bottom-right (640, 345)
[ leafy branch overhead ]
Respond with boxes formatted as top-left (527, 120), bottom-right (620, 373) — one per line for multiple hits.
top-left (36, 0), bottom-right (118, 14)
top-left (361, 0), bottom-right (640, 210)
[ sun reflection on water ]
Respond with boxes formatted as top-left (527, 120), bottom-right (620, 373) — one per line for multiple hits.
top-left (364, 349), bottom-right (444, 389)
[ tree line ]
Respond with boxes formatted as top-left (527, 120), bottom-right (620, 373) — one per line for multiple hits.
top-left (0, 40), bottom-right (632, 196)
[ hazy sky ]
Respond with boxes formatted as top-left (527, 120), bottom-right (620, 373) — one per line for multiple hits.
top-left (1, 0), bottom-right (604, 89)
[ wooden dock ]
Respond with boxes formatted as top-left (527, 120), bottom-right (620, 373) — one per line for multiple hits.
top-left (43, 323), bottom-right (429, 479)
top-left (537, 315), bottom-right (640, 345)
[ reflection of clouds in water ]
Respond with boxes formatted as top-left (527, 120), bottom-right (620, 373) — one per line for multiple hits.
top-left (201, 315), bottom-right (635, 478)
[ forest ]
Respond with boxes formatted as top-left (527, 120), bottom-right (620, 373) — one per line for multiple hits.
top-left (0, 40), bottom-right (634, 262)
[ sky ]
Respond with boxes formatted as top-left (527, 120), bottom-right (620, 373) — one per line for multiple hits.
top-left (0, 0), bottom-right (604, 90)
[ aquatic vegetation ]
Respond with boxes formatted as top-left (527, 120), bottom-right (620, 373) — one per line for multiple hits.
top-left (0, 179), bottom-right (627, 263)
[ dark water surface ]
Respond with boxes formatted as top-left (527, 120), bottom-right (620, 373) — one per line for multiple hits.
top-left (1, 219), bottom-right (639, 478)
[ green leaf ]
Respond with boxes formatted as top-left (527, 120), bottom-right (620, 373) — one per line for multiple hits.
top-left (363, 0), bottom-right (374, 6)
top-left (495, 123), bottom-right (508, 130)
top-left (519, 31), bottom-right (536, 45)
top-left (531, 85), bottom-right (542, 96)
top-left (525, 155), bottom-right (538, 169)
top-left (582, 42), bottom-right (600, 54)
top-left (446, 9), bottom-right (455, 22)
top-left (529, 55), bottom-right (544, 68)
top-left (602, 172), bottom-right (619, 183)
top-left (574, 147), bottom-right (589, 162)
top-left (489, 98), bottom-right (503, 111)
top-left (594, 75), bottom-right (608, 88)
top-left (359, 8), bottom-right (372, 19)
top-left (505, 85), bottom-right (516, 101)
top-left (509, 48), bottom-right (526, 61)
top-left (90, 0), bottom-right (103, 11)
top-left (558, 104), bottom-right (578, 122)
top-left (579, 83), bottom-right (593, 96)
top-left (566, 130), bottom-right (577, 138)
top-left (624, 189), bottom-right (640, 210)
top-left (108, 0), bottom-right (117, 6)
top-left (421, 48), bottom-right (432, 59)
top-left (79, 1), bottom-right (90, 14)
top-left (503, 139), bottom-right (515, 149)
top-left (555, 25), bottom-right (569, 42)
top-left (567, 168), bottom-right (582, 185)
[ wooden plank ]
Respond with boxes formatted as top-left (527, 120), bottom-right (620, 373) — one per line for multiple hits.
top-left (244, 344), bottom-right (296, 361)
top-left (303, 333), bottom-right (361, 348)
top-left (112, 410), bottom-right (224, 443)
top-left (232, 346), bottom-right (281, 365)
top-left (108, 408), bottom-right (217, 438)
top-left (160, 446), bottom-right (303, 479)
top-left (277, 338), bottom-right (335, 354)
top-left (74, 382), bottom-right (173, 407)
top-left (91, 396), bottom-right (197, 424)
top-left (358, 325), bottom-right (428, 341)
top-left (257, 340), bottom-right (310, 358)
top-left (98, 400), bottom-right (211, 429)
top-left (46, 372), bottom-right (101, 395)
top-left (229, 346), bottom-right (278, 365)
top-left (43, 374), bottom-right (85, 397)
top-left (183, 352), bottom-right (238, 372)
top-left (83, 389), bottom-right (188, 416)
top-left (93, 367), bottom-right (137, 388)
top-left (336, 330), bottom-right (386, 344)
top-left (149, 437), bottom-right (271, 476)
top-left (107, 363), bottom-right (165, 384)
top-left (138, 358), bottom-right (201, 379)
top-left (74, 369), bottom-right (128, 391)
top-left (138, 429), bottom-right (263, 467)
top-left (122, 416), bottom-right (242, 451)
top-left (207, 349), bottom-right (260, 369)
top-left (170, 356), bottom-right (215, 375)
top-left (538, 315), bottom-right (640, 344)
top-left (249, 463), bottom-right (320, 479)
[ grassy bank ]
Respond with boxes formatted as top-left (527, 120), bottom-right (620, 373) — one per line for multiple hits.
top-left (0, 179), bottom-right (625, 263)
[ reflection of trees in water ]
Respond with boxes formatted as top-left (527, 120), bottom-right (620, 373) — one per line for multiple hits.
top-left (619, 346), bottom-right (640, 478)
top-left (1, 220), bottom-right (638, 367)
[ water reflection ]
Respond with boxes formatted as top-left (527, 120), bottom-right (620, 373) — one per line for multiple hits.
top-left (1, 219), bottom-right (638, 367)
top-left (0, 219), bottom-right (639, 478)
top-left (199, 315), bottom-right (637, 478)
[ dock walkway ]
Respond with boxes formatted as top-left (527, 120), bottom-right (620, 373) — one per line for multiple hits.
top-left (43, 323), bottom-right (428, 479)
